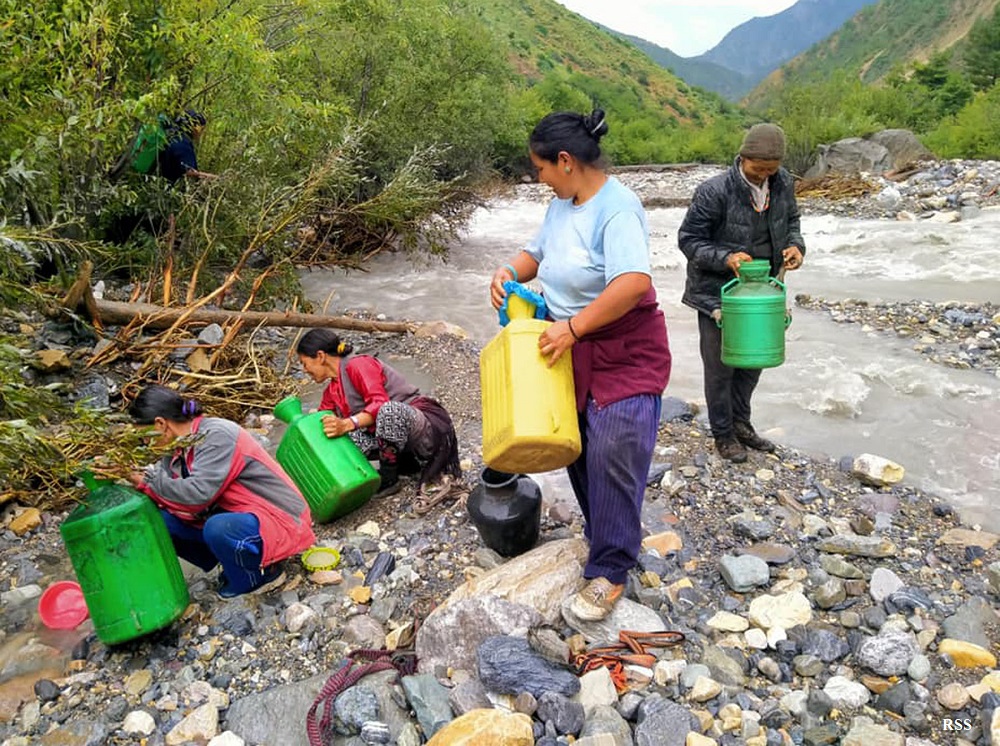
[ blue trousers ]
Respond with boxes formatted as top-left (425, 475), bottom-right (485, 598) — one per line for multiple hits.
top-left (160, 511), bottom-right (268, 595)
top-left (567, 394), bottom-right (661, 585)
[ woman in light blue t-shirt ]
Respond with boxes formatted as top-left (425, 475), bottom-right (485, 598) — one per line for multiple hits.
top-left (489, 108), bottom-right (671, 623)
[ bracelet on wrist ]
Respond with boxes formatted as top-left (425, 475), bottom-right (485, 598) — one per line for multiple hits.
top-left (567, 317), bottom-right (581, 341)
top-left (350, 415), bottom-right (360, 430)
top-left (503, 263), bottom-right (519, 282)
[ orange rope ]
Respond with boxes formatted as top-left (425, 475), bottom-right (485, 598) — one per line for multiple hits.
top-left (570, 630), bottom-right (685, 693)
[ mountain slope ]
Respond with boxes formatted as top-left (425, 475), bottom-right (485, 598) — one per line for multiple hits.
top-left (750, 0), bottom-right (1000, 102)
top-left (698, 0), bottom-right (879, 80)
top-left (612, 30), bottom-right (752, 101)
top-left (474, 0), bottom-right (729, 125)
top-left (597, 0), bottom-right (878, 100)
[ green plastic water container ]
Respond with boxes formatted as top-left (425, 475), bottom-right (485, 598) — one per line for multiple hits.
top-left (59, 474), bottom-right (189, 645)
top-left (718, 259), bottom-right (791, 369)
top-left (273, 396), bottom-right (380, 523)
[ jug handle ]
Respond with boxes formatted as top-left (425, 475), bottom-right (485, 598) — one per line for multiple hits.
top-left (717, 277), bottom-right (741, 329)
top-left (769, 276), bottom-right (792, 328)
top-left (547, 323), bottom-right (563, 433)
top-left (78, 469), bottom-right (99, 492)
top-left (721, 277), bottom-right (740, 294)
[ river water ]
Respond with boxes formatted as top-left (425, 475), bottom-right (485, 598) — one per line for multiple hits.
top-left (299, 197), bottom-right (1000, 531)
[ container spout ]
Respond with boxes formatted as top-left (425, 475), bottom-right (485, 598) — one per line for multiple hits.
top-left (498, 281), bottom-right (547, 326)
top-left (79, 470), bottom-right (100, 492)
top-left (738, 259), bottom-right (771, 282)
top-left (505, 294), bottom-right (538, 320)
top-left (273, 395), bottom-right (304, 424)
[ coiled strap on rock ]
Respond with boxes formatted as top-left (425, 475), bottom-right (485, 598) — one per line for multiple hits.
top-left (571, 629), bottom-right (686, 694)
top-left (306, 649), bottom-right (418, 745)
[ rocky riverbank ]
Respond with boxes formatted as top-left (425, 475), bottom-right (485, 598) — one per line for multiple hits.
top-left (601, 158), bottom-right (1000, 222)
top-left (1, 162), bottom-right (1000, 746)
top-left (793, 298), bottom-right (1000, 377)
top-left (1, 325), bottom-right (999, 746)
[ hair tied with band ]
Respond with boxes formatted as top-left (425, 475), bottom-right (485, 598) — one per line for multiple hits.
top-left (182, 399), bottom-right (197, 417)
top-left (336, 341), bottom-right (346, 355)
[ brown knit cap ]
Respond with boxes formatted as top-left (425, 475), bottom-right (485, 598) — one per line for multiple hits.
top-left (740, 123), bottom-right (786, 161)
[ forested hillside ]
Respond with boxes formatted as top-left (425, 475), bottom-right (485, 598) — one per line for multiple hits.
top-left (470, 0), bottom-right (740, 164)
top-left (698, 0), bottom-right (878, 89)
top-left (602, 0), bottom-right (877, 101)
top-left (611, 30), bottom-right (751, 102)
top-left (750, 0), bottom-right (1000, 97)
top-left (741, 0), bottom-right (1000, 170)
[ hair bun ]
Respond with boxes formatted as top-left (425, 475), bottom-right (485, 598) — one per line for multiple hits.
top-left (584, 109), bottom-right (608, 140)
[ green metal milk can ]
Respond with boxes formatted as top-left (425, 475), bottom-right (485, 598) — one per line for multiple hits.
top-left (59, 473), bottom-right (190, 645)
top-left (718, 259), bottom-right (791, 369)
top-left (273, 396), bottom-right (380, 523)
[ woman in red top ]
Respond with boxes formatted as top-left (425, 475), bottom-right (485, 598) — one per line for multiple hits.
top-left (296, 329), bottom-right (461, 497)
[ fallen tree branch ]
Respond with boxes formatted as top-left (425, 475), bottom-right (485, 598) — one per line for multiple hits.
top-left (61, 259), bottom-right (103, 332)
top-left (74, 298), bottom-right (417, 334)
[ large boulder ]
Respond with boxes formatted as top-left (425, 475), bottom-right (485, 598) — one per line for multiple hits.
top-left (439, 538), bottom-right (588, 625)
top-left (867, 129), bottom-right (933, 169)
top-left (805, 137), bottom-right (893, 179)
top-left (415, 595), bottom-right (543, 674)
top-left (805, 129), bottom-right (933, 178)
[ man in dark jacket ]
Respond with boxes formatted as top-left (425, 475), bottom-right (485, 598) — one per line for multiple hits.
top-left (678, 123), bottom-right (805, 462)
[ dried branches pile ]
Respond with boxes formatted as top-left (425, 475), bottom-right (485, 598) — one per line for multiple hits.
top-left (795, 173), bottom-right (878, 200)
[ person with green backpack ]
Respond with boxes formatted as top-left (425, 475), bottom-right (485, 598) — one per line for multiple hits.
top-left (115, 109), bottom-right (216, 183)
top-left (155, 110), bottom-right (216, 183)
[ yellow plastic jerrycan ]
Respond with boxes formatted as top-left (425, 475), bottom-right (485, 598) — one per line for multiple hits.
top-left (480, 284), bottom-right (581, 474)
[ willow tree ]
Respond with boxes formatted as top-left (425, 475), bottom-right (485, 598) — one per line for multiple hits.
top-left (1, 0), bottom-right (518, 285)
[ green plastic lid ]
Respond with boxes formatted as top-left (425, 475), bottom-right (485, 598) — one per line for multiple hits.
top-left (301, 547), bottom-right (341, 572)
top-left (738, 259), bottom-right (771, 281)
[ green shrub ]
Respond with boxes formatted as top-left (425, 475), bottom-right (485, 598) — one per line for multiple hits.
top-left (925, 86), bottom-right (1000, 158)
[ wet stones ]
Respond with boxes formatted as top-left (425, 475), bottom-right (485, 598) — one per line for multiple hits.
top-left (32, 679), bottom-right (60, 703)
top-left (856, 632), bottom-right (920, 676)
top-left (475, 636), bottom-right (580, 698)
top-left (795, 297), bottom-right (1000, 375)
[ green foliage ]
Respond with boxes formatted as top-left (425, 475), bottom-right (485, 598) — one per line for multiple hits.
top-left (758, 49), bottom-right (985, 172)
top-left (471, 0), bottom-right (742, 165)
top-left (760, 75), bottom-right (882, 173)
top-left (965, 4), bottom-right (1000, 91)
top-left (0, 0), bottom-right (519, 289)
top-left (0, 338), bottom-right (64, 421)
top-left (748, 0), bottom-right (996, 111)
top-left (925, 85), bottom-right (1000, 158)
top-left (0, 234), bottom-right (37, 309)
top-left (0, 333), bottom-right (173, 508)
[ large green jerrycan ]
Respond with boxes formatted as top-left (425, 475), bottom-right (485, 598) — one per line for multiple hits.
top-left (718, 259), bottom-right (791, 369)
top-left (273, 396), bottom-right (380, 523)
top-left (59, 473), bottom-right (189, 645)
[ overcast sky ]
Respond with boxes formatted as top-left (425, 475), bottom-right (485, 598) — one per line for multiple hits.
top-left (554, 0), bottom-right (799, 57)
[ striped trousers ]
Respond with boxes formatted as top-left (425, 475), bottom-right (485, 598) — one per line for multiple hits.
top-left (567, 393), bottom-right (661, 585)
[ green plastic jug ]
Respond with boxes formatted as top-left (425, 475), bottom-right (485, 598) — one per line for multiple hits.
top-left (59, 473), bottom-right (189, 645)
top-left (718, 259), bottom-right (791, 369)
top-left (273, 396), bottom-right (380, 523)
